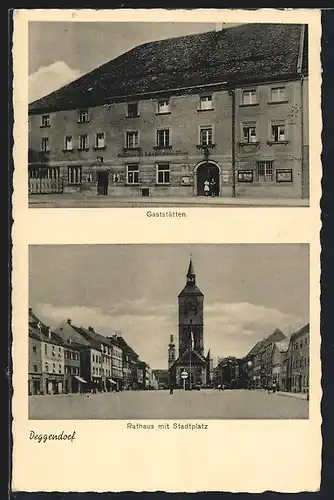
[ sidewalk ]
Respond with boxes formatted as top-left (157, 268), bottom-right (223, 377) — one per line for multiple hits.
top-left (276, 391), bottom-right (309, 400)
top-left (29, 194), bottom-right (309, 208)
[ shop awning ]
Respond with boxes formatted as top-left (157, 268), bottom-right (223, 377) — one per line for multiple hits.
top-left (74, 375), bottom-right (87, 384)
top-left (108, 378), bottom-right (117, 385)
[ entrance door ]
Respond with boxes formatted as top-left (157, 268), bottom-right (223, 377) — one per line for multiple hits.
top-left (197, 162), bottom-right (220, 196)
top-left (97, 171), bottom-right (109, 195)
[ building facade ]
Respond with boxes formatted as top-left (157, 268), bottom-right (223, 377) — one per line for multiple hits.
top-left (290, 324), bottom-right (310, 394)
top-left (29, 309), bottom-right (66, 395)
top-left (271, 338), bottom-right (290, 391)
top-left (28, 24), bottom-right (308, 200)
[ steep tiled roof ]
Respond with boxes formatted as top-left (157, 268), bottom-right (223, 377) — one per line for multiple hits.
top-left (178, 283), bottom-right (204, 296)
top-left (53, 320), bottom-right (92, 348)
top-left (115, 336), bottom-right (139, 358)
top-left (29, 308), bottom-right (64, 346)
top-left (29, 23), bottom-right (307, 114)
top-left (291, 323), bottom-right (309, 338)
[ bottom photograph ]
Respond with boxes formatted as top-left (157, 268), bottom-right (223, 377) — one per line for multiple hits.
top-left (28, 243), bottom-right (310, 420)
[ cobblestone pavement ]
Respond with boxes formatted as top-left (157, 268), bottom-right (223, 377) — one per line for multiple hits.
top-left (29, 389), bottom-right (309, 420)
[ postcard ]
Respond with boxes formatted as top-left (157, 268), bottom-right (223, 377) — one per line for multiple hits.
top-left (12, 8), bottom-right (322, 493)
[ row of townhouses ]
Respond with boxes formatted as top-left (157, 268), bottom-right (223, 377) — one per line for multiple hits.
top-left (28, 308), bottom-right (158, 395)
top-left (213, 324), bottom-right (309, 394)
top-left (28, 23), bottom-right (309, 200)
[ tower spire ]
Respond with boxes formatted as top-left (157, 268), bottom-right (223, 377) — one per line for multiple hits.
top-left (186, 254), bottom-right (196, 285)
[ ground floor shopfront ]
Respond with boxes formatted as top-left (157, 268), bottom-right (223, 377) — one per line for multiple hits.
top-left (30, 374), bottom-right (64, 395)
top-left (29, 374), bottom-right (42, 395)
top-left (28, 153), bottom-right (307, 200)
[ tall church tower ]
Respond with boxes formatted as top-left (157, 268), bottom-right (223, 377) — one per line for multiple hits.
top-left (178, 257), bottom-right (204, 356)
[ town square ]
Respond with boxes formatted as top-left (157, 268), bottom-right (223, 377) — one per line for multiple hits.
top-left (29, 244), bottom-right (309, 420)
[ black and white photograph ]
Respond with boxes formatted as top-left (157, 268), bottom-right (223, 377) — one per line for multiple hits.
top-left (28, 21), bottom-right (309, 208)
top-left (29, 244), bottom-right (310, 420)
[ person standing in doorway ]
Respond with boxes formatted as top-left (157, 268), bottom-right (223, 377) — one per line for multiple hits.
top-left (210, 177), bottom-right (216, 197)
top-left (204, 179), bottom-right (210, 196)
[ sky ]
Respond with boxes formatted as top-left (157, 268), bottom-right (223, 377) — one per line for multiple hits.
top-left (28, 21), bottom-right (222, 103)
top-left (29, 244), bottom-right (309, 369)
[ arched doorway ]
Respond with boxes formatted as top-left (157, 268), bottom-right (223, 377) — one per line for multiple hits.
top-left (196, 161), bottom-right (220, 196)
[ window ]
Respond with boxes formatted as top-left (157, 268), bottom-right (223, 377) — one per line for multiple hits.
top-left (271, 87), bottom-right (286, 102)
top-left (45, 344), bottom-right (47, 355)
top-left (93, 366), bottom-right (95, 374)
top-left (41, 137), bottom-right (49, 152)
top-left (199, 126), bottom-right (213, 146)
top-left (157, 129), bottom-right (170, 148)
top-left (33, 364), bottom-right (38, 372)
top-left (271, 124), bottom-right (286, 142)
top-left (45, 362), bottom-right (48, 371)
top-left (199, 95), bottom-right (213, 110)
top-left (79, 134), bottom-right (89, 150)
top-left (78, 109), bottom-right (89, 123)
top-left (256, 161), bottom-right (273, 182)
top-left (92, 354), bottom-right (95, 362)
top-left (59, 364), bottom-right (62, 373)
top-left (156, 163), bottom-right (170, 184)
top-left (32, 345), bottom-right (37, 354)
top-left (126, 131), bottom-right (139, 149)
top-left (64, 136), bottom-right (73, 151)
top-left (68, 166), bottom-right (82, 184)
top-left (242, 90), bottom-right (257, 105)
top-left (41, 115), bottom-right (50, 127)
top-left (157, 99), bottom-right (170, 114)
top-left (242, 124), bottom-right (257, 143)
top-left (126, 165), bottom-right (139, 184)
top-left (95, 133), bottom-right (105, 149)
top-left (127, 102), bottom-right (139, 118)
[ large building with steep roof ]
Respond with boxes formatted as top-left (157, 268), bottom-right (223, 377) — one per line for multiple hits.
top-left (28, 23), bottom-right (309, 200)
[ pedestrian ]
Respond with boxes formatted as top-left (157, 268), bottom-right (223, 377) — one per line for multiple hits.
top-left (272, 380), bottom-right (277, 393)
top-left (204, 179), bottom-right (210, 196)
top-left (209, 177), bottom-right (216, 197)
top-left (267, 383), bottom-right (271, 394)
top-left (169, 384), bottom-right (174, 395)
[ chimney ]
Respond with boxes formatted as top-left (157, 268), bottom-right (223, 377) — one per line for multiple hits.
top-left (67, 319), bottom-right (72, 325)
top-left (48, 327), bottom-right (52, 339)
top-left (88, 326), bottom-right (94, 332)
top-left (29, 307), bottom-right (32, 313)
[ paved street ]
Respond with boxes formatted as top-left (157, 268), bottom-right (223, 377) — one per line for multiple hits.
top-left (29, 389), bottom-right (309, 420)
top-left (28, 195), bottom-right (309, 209)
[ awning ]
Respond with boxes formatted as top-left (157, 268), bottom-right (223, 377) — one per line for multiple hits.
top-left (74, 375), bottom-right (87, 384)
top-left (108, 378), bottom-right (117, 385)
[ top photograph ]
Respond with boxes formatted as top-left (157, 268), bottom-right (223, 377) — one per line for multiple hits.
top-left (28, 22), bottom-right (309, 208)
